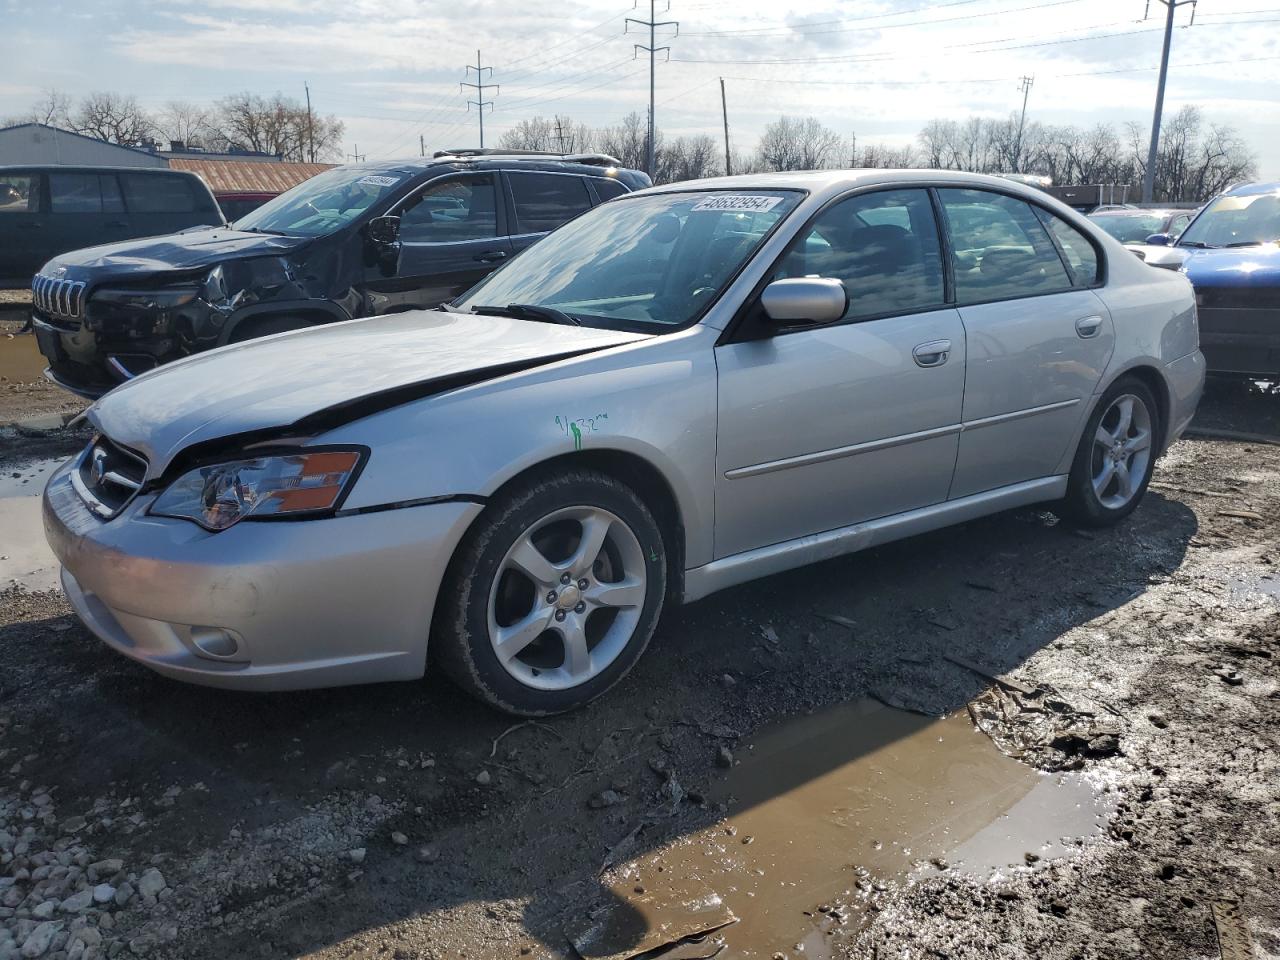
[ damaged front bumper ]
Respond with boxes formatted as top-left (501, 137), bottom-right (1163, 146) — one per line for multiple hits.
top-left (42, 459), bottom-right (483, 691)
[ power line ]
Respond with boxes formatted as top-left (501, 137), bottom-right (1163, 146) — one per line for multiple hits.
top-left (626, 0), bottom-right (679, 178)
top-left (460, 49), bottom-right (498, 148)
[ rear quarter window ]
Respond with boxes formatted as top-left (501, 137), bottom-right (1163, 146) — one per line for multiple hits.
top-left (121, 174), bottom-right (199, 214)
top-left (508, 172), bottom-right (593, 233)
top-left (592, 178), bottom-right (630, 201)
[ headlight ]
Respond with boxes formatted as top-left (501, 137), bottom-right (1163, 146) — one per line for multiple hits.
top-left (94, 286), bottom-right (200, 310)
top-left (150, 450), bottom-right (364, 531)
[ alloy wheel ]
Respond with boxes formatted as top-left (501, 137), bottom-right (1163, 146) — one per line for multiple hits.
top-left (487, 506), bottom-right (648, 691)
top-left (1091, 393), bottom-right (1154, 510)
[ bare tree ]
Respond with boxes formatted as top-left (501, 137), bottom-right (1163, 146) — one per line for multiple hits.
top-left (3, 88), bottom-right (73, 129)
top-left (497, 115), bottom-right (594, 153)
top-left (213, 92), bottom-right (343, 161)
top-left (157, 101), bottom-right (216, 150)
top-left (71, 92), bottom-right (156, 145)
top-left (757, 116), bottom-right (843, 171)
top-left (596, 112), bottom-right (648, 172)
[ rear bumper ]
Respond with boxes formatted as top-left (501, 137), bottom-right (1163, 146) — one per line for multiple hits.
top-left (1197, 305), bottom-right (1280, 376)
top-left (1164, 349), bottom-right (1206, 448)
top-left (43, 461), bottom-right (484, 691)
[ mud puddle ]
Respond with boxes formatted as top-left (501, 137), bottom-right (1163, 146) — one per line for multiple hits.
top-left (0, 456), bottom-right (65, 590)
top-left (575, 700), bottom-right (1114, 960)
top-left (0, 331), bottom-right (46, 384)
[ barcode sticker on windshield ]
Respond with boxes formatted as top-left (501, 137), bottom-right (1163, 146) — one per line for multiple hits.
top-left (357, 175), bottom-right (400, 187)
top-left (691, 195), bottom-right (782, 213)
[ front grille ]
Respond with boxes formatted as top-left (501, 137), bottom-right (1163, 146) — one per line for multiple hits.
top-left (31, 274), bottom-right (88, 320)
top-left (1196, 286), bottom-right (1280, 310)
top-left (72, 436), bottom-right (148, 519)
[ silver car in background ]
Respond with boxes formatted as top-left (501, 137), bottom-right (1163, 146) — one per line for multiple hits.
top-left (43, 170), bottom-right (1205, 715)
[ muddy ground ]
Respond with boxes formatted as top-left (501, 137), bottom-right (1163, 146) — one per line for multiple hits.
top-left (0, 378), bottom-right (1278, 960)
top-left (0, 310), bottom-right (86, 426)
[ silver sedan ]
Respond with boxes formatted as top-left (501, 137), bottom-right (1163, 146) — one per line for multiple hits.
top-left (43, 171), bottom-right (1205, 715)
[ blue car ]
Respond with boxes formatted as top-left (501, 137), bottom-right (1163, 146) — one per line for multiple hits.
top-left (1143, 181), bottom-right (1280, 377)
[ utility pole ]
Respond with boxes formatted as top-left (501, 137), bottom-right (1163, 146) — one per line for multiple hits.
top-left (461, 50), bottom-right (498, 149)
top-left (850, 130), bottom-right (857, 168)
top-left (626, 1), bottom-right (678, 179)
top-left (304, 82), bottom-right (315, 163)
top-left (719, 78), bottom-right (731, 176)
top-left (348, 145), bottom-right (365, 162)
top-left (1142, 0), bottom-right (1197, 202)
top-left (420, 134), bottom-right (425, 157)
top-left (552, 116), bottom-right (568, 153)
top-left (1015, 75), bottom-right (1034, 173)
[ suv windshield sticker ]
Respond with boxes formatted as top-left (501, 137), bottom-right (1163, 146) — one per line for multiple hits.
top-left (356, 175), bottom-right (401, 188)
top-left (691, 195), bottom-right (783, 213)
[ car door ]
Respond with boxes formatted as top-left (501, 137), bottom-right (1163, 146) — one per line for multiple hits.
top-left (117, 172), bottom-right (215, 241)
top-left (365, 173), bottom-right (512, 313)
top-left (504, 171), bottom-right (594, 257)
top-left (0, 170), bottom-right (50, 283)
top-left (937, 188), bottom-right (1113, 499)
top-left (714, 188), bottom-right (967, 559)
top-left (45, 171), bottom-right (129, 259)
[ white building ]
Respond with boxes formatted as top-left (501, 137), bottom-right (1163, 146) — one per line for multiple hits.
top-left (0, 123), bottom-right (165, 168)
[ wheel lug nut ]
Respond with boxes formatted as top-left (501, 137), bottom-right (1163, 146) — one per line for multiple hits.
top-left (554, 610), bottom-right (567, 622)
top-left (575, 602), bottom-right (586, 614)
top-left (546, 591), bottom-right (557, 604)
top-left (578, 578), bottom-right (589, 590)
top-left (560, 573), bottom-right (572, 585)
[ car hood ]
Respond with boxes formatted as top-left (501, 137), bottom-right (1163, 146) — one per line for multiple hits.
top-left (1138, 243), bottom-right (1280, 286)
top-left (89, 310), bottom-right (651, 475)
top-left (44, 227), bottom-right (311, 282)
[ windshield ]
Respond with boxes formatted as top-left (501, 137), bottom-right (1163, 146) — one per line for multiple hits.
top-left (232, 167), bottom-right (408, 237)
top-left (1092, 214), bottom-right (1164, 244)
top-left (451, 190), bottom-right (804, 331)
top-left (1178, 191), bottom-right (1280, 248)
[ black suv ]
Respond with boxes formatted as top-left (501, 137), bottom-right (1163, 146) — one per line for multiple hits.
top-left (0, 165), bottom-right (223, 287)
top-left (30, 151), bottom-right (650, 398)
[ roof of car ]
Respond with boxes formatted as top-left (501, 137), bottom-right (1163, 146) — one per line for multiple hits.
top-left (633, 168), bottom-right (1067, 202)
top-left (333, 154), bottom-right (644, 180)
top-left (1225, 180), bottom-right (1280, 197)
top-left (1090, 208), bottom-right (1182, 217)
top-left (0, 164), bottom-right (198, 175)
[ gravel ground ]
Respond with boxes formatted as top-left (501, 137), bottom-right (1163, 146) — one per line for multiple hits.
top-left (0, 379), bottom-right (1276, 960)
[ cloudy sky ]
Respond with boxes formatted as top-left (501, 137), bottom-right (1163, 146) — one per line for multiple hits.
top-left (1, 0), bottom-right (1277, 177)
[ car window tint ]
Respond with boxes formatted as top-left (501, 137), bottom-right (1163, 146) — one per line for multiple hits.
top-left (50, 173), bottom-right (105, 213)
top-left (778, 188), bottom-right (944, 322)
top-left (593, 178), bottom-right (629, 201)
top-left (399, 176), bottom-right (498, 243)
top-left (99, 175), bottom-right (125, 214)
top-left (1035, 207), bottom-right (1099, 287)
top-left (0, 175), bottom-right (41, 213)
top-left (939, 189), bottom-right (1070, 303)
top-left (509, 173), bottom-right (592, 234)
top-left (121, 175), bottom-right (198, 214)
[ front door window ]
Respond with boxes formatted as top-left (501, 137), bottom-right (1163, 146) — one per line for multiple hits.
top-left (398, 176), bottom-right (499, 243)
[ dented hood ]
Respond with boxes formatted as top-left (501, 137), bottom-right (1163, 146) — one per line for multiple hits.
top-left (90, 310), bottom-right (649, 474)
top-left (46, 227), bottom-right (310, 282)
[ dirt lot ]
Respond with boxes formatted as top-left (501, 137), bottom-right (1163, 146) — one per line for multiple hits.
top-left (0, 379), bottom-right (1278, 960)
top-left (1, 299), bottom-right (87, 425)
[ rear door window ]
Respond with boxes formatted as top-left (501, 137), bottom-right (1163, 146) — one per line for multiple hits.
top-left (592, 178), bottom-right (629, 201)
top-left (509, 172), bottom-right (592, 234)
top-left (50, 173), bottom-right (109, 213)
top-left (1034, 207), bottom-right (1100, 287)
top-left (120, 174), bottom-right (198, 213)
top-left (778, 188), bottom-right (945, 322)
top-left (398, 175), bottom-right (499, 243)
top-left (938, 189), bottom-right (1071, 304)
top-left (0, 174), bottom-right (41, 213)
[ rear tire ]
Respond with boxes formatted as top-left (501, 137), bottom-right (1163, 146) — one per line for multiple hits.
top-left (1060, 376), bottom-right (1161, 527)
top-left (433, 469), bottom-right (668, 716)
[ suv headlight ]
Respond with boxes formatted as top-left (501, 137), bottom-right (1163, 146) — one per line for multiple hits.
top-left (150, 450), bottom-right (364, 531)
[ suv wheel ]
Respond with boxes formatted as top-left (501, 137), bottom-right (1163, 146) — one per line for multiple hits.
top-left (1061, 376), bottom-right (1160, 527)
top-left (434, 470), bottom-right (667, 716)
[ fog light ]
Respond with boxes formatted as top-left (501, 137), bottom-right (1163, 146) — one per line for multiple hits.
top-left (190, 626), bottom-right (241, 659)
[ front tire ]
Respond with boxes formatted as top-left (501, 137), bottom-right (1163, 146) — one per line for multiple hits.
top-left (434, 470), bottom-right (668, 716)
top-left (1061, 376), bottom-right (1160, 527)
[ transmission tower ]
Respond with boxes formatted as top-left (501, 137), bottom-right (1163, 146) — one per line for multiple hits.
top-left (1141, 0), bottom-right (1197, 202)
top-left (461, 50), bottom-right (499, 149)
top-left (626, 1), bottom-right (678, 178)
top-left (347, 144), bottom-right (366, 163)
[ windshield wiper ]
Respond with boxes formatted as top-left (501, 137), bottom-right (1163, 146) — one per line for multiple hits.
top-left (1222, 240), bottom-right (1271, 248)
top-left (471, 303), bottom-right (583, 326)
top-left (240, 226), bottom-right (287, 236)
top-left (1178, 240), bottom-right (1210, 248)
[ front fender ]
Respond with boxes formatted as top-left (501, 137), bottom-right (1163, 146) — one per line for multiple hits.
top-left (315, 325), bottom-right (720, 568)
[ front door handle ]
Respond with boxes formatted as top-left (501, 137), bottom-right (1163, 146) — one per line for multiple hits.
top-left (1075, 315), bottom-right (1104, 339)
top-left (474, 250), bottom-right (508, 263)
top-left (913, 339), bottom-right (952, 368)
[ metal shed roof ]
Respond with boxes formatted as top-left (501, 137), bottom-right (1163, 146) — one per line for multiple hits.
top-left (165, 158), bottom-right (334, 196)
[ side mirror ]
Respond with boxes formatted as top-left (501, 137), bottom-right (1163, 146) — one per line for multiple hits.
top-left (760, 278), bottom-right (848, 326)
top-left (368, 215), bottom-right (401, 245)
top-left (1145, 233), bottom-right (1172, 247)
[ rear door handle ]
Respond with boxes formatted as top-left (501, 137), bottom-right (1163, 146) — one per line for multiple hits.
top-left (1075, 315), bottom-right (1104, 339)
top-left (913, 339), bottom-right (952, 368)
top-left (474, 250), bottom-right (508, 263)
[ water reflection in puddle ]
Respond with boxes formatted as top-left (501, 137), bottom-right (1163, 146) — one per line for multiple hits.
top-left (0, 332), bottom-right (47, 384)
top-left (0, 457), bottom-right (66, 590)
top-left (578, 700), bottom-right (1114, 960)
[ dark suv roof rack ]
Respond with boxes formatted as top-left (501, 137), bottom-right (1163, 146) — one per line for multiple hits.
top-left (433, 148), bottom-right (622, 168)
